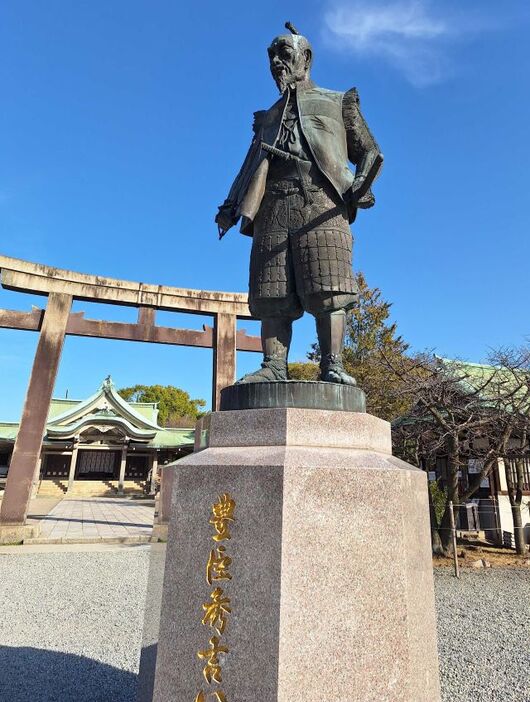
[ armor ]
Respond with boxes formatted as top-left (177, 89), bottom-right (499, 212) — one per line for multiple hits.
top-left (217, 82), bottom-right (381, 237)
top-left (249, 174), bottom-right (358, 318)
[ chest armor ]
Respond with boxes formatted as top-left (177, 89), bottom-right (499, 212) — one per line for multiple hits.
top-left (258, 87), bottom-right (354, 198)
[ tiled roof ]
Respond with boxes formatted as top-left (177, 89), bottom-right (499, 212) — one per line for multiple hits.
top-left (0, 378), bottom-right (194, 448)
top-left (0, 423), bottom-right (19, 441)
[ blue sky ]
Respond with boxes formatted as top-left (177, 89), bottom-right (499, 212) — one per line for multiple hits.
top-left (1, 0), bottom-right (530, 420)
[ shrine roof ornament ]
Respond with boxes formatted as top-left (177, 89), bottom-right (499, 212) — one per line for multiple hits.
top-left (47, 376), bottom-right (161, 431)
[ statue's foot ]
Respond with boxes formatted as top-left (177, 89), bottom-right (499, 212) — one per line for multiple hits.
top-left (235, 357), bottom-right (288, 384)
top-left (319, 354), bottom-right (357, 385)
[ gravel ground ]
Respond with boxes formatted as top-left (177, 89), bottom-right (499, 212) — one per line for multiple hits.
top-left (0, 546), bottom-right (150, 702)
top-left (0, 548), bottom-right (528, 701)
top-left (435, 568), bottom-right (530, 702)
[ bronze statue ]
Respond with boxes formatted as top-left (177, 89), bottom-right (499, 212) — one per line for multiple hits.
top-left (216, 22), bottom-right (382, 385)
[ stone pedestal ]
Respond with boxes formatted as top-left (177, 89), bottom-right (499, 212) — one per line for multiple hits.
top-left (0, 523), bottom-right (39, 545)
top-left (151, 465), bottom-right (177, 542)
top-left (152, 408), bottom-right (441, 702)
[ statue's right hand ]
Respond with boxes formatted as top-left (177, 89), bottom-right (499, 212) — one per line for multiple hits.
top-left (215, 203), bottom-right (238, 239)
top-left (215, 209), bottom-right (234, 233)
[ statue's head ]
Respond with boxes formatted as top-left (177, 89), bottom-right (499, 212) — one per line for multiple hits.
top-left (268, 22), bottom-right (312, 94)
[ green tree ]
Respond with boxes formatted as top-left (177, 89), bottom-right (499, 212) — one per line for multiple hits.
top-left (288, 361), bottom-right (319, 381)
top-left (308, 272), bottom-right (411, 421)
top-left (118, 384), bottom-right (206, 426)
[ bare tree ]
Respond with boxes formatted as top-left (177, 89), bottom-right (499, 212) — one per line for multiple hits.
top-left (388, 349), bottom-right (530, 554)
top-left (492, 347), bottom-right (530, 555)
top-left (504, 449), bottom-right (529, 555)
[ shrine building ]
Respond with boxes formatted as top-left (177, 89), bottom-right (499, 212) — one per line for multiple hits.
top-left (0, 377), bottom-right (194, 497)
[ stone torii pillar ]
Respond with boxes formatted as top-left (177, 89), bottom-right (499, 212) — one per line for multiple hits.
top-left (212, 313), bottom-right (237, 410)
top-left (0, 292), bottom-right (72, 543)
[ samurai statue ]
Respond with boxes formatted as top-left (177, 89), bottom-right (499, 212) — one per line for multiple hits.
top-left (215, 22), bottom-right (383, 385)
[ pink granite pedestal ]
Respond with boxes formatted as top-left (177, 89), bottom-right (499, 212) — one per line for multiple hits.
top-left (152, 408), bottom-right (441, 702)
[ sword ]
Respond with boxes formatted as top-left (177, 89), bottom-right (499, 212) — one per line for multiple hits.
top-left (260, 141), bottom-right (301, 161)
top-left (260, 142), bottom-right (313, 205)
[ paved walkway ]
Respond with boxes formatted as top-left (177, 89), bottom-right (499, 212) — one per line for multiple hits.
top-left (26, 497), bottom-right (62, 526)
top-left (32, 497), bottom-right (155, 543)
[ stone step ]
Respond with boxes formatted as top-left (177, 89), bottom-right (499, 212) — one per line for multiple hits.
top-left (24, 534), bottom-right (152, 545)
top-left (37, 480), bottom-right (68, 497)
top-left (66, 480), bottom-right (145, 496)
top-left (37, 479), bottom-right (147, 497)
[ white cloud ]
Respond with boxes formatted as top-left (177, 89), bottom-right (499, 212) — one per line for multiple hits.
top-left (323, 0), bottom-right (489, 86)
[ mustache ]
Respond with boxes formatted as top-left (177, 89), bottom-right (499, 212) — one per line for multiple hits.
top-left (271, 62), bottom-right (292, 92)
top-left (270, 60), bottom-right (291, 77)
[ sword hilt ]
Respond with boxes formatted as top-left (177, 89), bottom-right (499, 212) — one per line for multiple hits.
top-left (260, 142), bottom-right (297, 161)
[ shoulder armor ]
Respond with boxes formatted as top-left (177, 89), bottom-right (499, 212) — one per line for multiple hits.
top-left (311, 85), bottom-right (336, 94)
top-left (307, 85), bottom-right (343, 101)
top-left (252, 110), bottom-right (266, 134)
top-left (343, 87), bottom-right (360, 107)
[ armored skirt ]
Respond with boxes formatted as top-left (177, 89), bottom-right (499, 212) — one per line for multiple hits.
top-left (248, 173), bottom-right (358, 319)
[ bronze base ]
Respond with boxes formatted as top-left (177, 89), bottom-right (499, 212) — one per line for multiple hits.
top-left (220, 380), bottom-right (366, 412)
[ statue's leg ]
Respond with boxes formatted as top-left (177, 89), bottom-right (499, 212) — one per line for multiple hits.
top-left (316, 310), bottom-right (356, 385)
top-left (289, 178), bottom-right (359, 386)
top-left (240, 187), bottom-right (304, 384)
top-left (235, 316), bottom-right (292, 384)
top-left (303, 293), bottom-right (357, 385)
top-left (236, 297), bottom-right (302, 384)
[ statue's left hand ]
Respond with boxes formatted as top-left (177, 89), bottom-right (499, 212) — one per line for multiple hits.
top-left (347, 177), bottom-right (375, 210)
top-left (348, 175), bottom-right (366, 204)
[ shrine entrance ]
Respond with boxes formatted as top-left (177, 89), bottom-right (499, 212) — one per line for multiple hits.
top-left (76, 450), bottom-right (121, 480)
top-left (42, 454), bottom-right (71, 480)
top-left (125, 454), bottom-right (150, 480)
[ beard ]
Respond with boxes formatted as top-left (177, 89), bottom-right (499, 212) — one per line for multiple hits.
top-left (273, 66), bottom-right (291, 94)
top-left (272, 62), bottom-right (307, 94)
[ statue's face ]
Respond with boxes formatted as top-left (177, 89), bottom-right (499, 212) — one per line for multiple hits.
top-left (268, 35), bottom-right (310, 93)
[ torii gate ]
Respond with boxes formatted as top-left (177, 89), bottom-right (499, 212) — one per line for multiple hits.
top-left (0, 255), bottom-right (262, 541)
